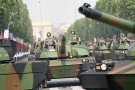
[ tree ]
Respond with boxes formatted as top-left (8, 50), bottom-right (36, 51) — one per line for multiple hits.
top-left (0, 0), bottom-right (33, 43)
top-left (66, 0), bottom-right (135, 42)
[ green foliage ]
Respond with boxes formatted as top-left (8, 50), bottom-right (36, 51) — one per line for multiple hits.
top-left (0, 0), bottom-right (33, 43)
top-left (67, 18), bottom-right (93, 41)
top-left (67, 0), bottom-right (135, 41)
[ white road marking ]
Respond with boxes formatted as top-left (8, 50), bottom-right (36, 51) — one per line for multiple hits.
top-left (49, 87), bottom-right (60, 90)
top-left (43, 86), bottom-right (84, 90)
top-left (71, 86), bottom-right (84, 90)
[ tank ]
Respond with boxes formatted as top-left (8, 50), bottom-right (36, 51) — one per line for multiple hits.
top-left (0, 38), bottom-right (48, 90)
top-left (78, 3), bottom-right (135, 90)
top-left (78, 3), bottom-right (135, 32)
top-left (88, 43), bottom-right (94, 56)
top-left (94, 40), bottom-right (111, 63)
top-left (112, 40), bottom-right (132, 60)
top-left (33, 32), bottom-right (92, 84)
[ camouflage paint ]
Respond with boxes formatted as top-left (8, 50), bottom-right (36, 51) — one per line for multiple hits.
top-left (6, 65), bottom-right (22, 90)
top-left (21, 63), bottom-right (33, 90)
top-left (37, 37), bottom-right (89, 79)
top-left (72, 46), bottom-right (89, 56)
top-left (0, 48), bottom-right (10, 61)
top-left (118, 43), bottom-right (130, 49)
top-left (66, 41), bottom-right (89, 57)
top-left (111, 74), bottom-right (135, 90)
top-left (0, 61), bottom-right (48, 90)
top-left (0, 64), bottom-right (10, 90)
top-left (98, 44), bottom-right (108, 50)
top-left (79, 3), bottom-right (135, 90)
top-left (95, 43), bottom-right (111, 60)
top-left (127, 43), bottom-right (135, 59)
top-left (89, 45), bottom-right (94, 49)
top-left (49, 59), bottom-right (82, 66)
top-left (79, 5), bottom-right (135, 32)
top-left (108, 62), bottom-right (135, 74)
top-left (107, 62), bottom-right (135, 89)
top-left (40, 50), bottom-right (58, 59)
top-left (49, 59), bottom-right (82, 78)
top-left (49, 65), bottom-right (80, 78)
top-left (102, 51), bottom-right (111, 60)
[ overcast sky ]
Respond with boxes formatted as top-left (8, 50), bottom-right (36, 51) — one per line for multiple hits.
top-left (23, 0), bottom-right (98, 26)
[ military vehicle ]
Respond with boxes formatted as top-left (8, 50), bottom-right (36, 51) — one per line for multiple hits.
top-left (33, 31), bottom-right (92, 85)
top-left (78, 3), bottom-right (135, 90)
top-left (88, 43), bottom-right (94, 56)
top-left (94, 41), bottom-right (111, 63)
top-left (0, 38), bottom-right (48, 90)
top-left (112, 39), bottom-right (132, 60)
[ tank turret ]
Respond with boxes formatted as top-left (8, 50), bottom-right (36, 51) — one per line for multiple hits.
top-left (78, 3), bottom-right (135, 60)
top-left (78, 3), bottom-right (135, 33)
top-left (78, 4), bottom-right (135, 90)
top-left (60, 36), bottom-right (66, 57)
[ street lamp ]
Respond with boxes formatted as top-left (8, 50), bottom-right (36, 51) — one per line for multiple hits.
top-left (85, 27), bottom-right (88, 41)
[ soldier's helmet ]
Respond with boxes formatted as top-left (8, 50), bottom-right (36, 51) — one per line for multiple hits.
top-left (47, 32), bottom-right (51, 37)
top-left (71, 31), bottom-right (75, 35)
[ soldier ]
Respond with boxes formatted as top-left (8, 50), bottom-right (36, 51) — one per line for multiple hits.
top-left (35, 38), bottom-right (42, 50)
top-left (44, 32), bottom-right (55, 46)
top-left (71, 31), bottom-right (80, 41)
top-left (52, 35), bottom-right (58, 43)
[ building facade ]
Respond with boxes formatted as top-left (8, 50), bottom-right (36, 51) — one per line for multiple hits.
top-left (32, 21), bottom-right (52, 42)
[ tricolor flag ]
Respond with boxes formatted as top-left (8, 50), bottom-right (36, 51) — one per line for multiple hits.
top-left (3, 29), bottom-right (9, 40)
top-left (3, 24), bottom-right (10, 40)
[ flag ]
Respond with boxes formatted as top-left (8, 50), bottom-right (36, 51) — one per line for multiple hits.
top-left (3, 24), bottom-right (10, 40)
top-left (39, 29), bottom-right (43, 40)
top-left (3, 29), bottom-right (9, 40)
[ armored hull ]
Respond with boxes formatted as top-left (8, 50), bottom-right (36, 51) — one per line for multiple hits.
top-left (0, 61), bottom-right (48, 90)
top-left (0, 39), bottom-right (48, 90)
top-left (37, 45), bottom-right (90, 80)
top-left (47, 59), bottom-right (82, 79)
top-left (34, 36), bottom-right (91, 81)
top-left (81, 60), bottom-right (135, 90)
top-left (78, 3), bottom-right (135, 90)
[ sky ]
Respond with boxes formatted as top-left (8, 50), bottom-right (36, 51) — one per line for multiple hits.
top-left (23, 0), bottom-right (98, 26)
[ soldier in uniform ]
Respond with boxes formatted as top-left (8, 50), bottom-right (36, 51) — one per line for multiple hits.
top-left (35, 38), bottom-right (42, 50)
top-left (52, 35), bottom-right (58, 43)
top-left (71, 31), bottom-right (80, 41)
top-left (44, 32), bottom-right (55, 47)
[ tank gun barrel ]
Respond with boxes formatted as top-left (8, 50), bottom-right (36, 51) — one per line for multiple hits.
top-left (60, 36), bottom-right (66, 55)
top-left (78, 3), bottom-right (135, 33)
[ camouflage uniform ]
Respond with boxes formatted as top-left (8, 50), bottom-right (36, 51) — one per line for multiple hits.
top-left (71, 31), bottom-right (80, 41)
top-left (44, 32), bottom-right (55, 48)
top-left (35, 38), bottom-right (42, 50)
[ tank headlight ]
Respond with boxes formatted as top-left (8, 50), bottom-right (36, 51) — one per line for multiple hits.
top-left (96, 63), bottom-right (108, 71)
top-left (82, 59), bottom-right (86, 62)
top-left (82, 59), bottom-right (89, 62)
top-left (101, 64), bottom-right (107, 71)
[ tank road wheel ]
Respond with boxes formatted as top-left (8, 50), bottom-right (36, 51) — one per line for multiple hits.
top-left (33, 83), bottom-right (43, 90)
top-left (43, 76), bottom-right (47, 88)
top-left (38, 83), bottom-right (43, 90)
